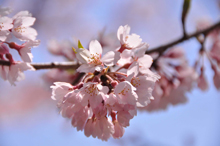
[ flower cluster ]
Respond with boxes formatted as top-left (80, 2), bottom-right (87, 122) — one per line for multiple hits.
top-left (194, 19), bottom-right (220, 91)
top-left (139, 47), bottom-right (198, 111)
top-left (51, 25), bottom-right (160, 141)
top-left (138, 18), bottom-right (220, 112)
top-left (0, 7), bottom-right (39, 85)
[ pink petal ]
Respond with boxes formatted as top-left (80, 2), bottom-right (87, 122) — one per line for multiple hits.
top-left (20, 47), bottom-right (33, 62)
top-left (50, 82), bottom-right (73, 101)
top-left (134, 43), bottom-right (149, 58)
top-left (89, 40), bottom-right (102, 55)
top-left (198, 74), bottom-right (209, 91)
top-left (126, 34), bottom-right (142, 48)
top-left (20, 17), bottom-right (36, 27)
top-left (117, 25), bottom-right (124, 42)
top-left (121, 49), bottom-right (133, 59)
top-left (212, 65), bottom-right (220, 90)
top-left (0, 16), bottom-right (13, 30)
top-left (84, 119), bottom-right (95, 137)
top-left (127, 61), bottom-right (139, 77)
top-left (12, 27), bottom-right (37, 41)
top-left (112, 121), bottom-right (125, 139)
top-left (0, 30), bottom-right (10, 41)
top-left (101, 51), bottom-right (115, 66)
top-left (138, 54), bottom-right (153, 69)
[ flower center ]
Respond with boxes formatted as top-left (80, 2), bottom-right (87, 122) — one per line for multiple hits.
top-left (131, 77), bottom-right (141, 87)
top-left (85, 85), bottom-right (98, 96)
top-left (118, 87), bottom-right (130, 95)
top-left (0, 23), bottom-right (4, 30)
top-left (14, 26), bottom-right (26, 33)
top-left (88, 53), bottom-right (102, 65)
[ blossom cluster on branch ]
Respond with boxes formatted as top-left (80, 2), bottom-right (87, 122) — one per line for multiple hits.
top-left (51, 25), bottom-right (160, 140)
top-left (0, 1), bottom-right (220, 141)
top-left (0, 7), bottom-right (39, 85)
top-left (46, 22), bottom-right (220, 140)
top-left (195, 20), bottom-right (220, 91)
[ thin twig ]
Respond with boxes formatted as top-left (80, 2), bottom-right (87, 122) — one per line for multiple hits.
top-left (146, 20), bottom-right (220, 54)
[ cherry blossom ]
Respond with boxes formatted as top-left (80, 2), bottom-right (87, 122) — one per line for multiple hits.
top-left (197, 71), bottom-right (208, 91)
top-left (12, 12), bottom-right (37, 41)
top-left (142, 67), bottom-right (197, 111)
top-left (117, 25), bottom-right (146, 52)
top-left (0, 2), bottom-right (220, 143)
top-left (8, 40), bottom-right (40, 62)
top-left (77, 82), bottom-right (109, 108)
top-left (114, 81), bottom-right (138, 105)
top-left (139, 47), bottom-right (197, 111)
top-left (75, 40), bottom-right (115, 73)
top-left (112, 120), bottom-right (125, 139)
top-left (51, 82), bottom-right (74, 101)
top-left (115, 25), bottom-right (153, 75)
top-left (50, 36), bottom-right (158, 140)
top-left (0, 16), bottom-right (13, 41)
top-left (0, 52), bottom-right (35, 85)
top-left (48, 24), bottom-right (162, 140)
top-left (7, 62), bottom-right (35, 85)
top-left (210, 38), bottom-right (220, 67)
top-left (212, 65), bottom-right (220, 90)
top-left (84, 116), bottom-right (114, 141)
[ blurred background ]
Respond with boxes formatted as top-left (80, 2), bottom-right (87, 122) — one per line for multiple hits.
top-left (0, 0), bottom-right (220, 145)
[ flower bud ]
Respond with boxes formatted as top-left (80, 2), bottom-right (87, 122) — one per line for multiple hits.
top-left (110, 80), bottom-right (118, 88)
top-left (8, 42), bottom-right (22, 50)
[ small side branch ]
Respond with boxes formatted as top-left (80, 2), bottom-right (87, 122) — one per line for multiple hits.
top-left (146, 20), bottom-right (220, 54)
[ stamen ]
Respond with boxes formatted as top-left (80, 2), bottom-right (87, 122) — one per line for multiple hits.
top-left (0, 23), bottom-right (4, 31)
top-left (14, 27), bottom-right (26, 33)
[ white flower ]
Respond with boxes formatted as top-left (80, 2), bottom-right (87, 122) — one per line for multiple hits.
top-left (7, 62), bottom-right (35, 86)
top-left (0, 16), bottom-right (13, 41)
top-left (75, 40), bottom-right (115, 73)
top-left (12, 12), bottom-right (37, 41)
top-left (114, 81), bottom-right (138, 105)
top-left (19, 40), bottom-right (40, 62)
top-left (117, 25), bottom-right (146, 49)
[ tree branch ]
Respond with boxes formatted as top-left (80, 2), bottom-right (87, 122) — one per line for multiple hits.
top-left (0, 60), bottom-right (79, 70)
top-left (0, 20), bottom-right (220, 70)
top-left (0, 60), bottom-right (11, 66)
top-left (32, 62), bottom-right (79, 70)
top-left (146, 20), bottom-right (220, 54)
